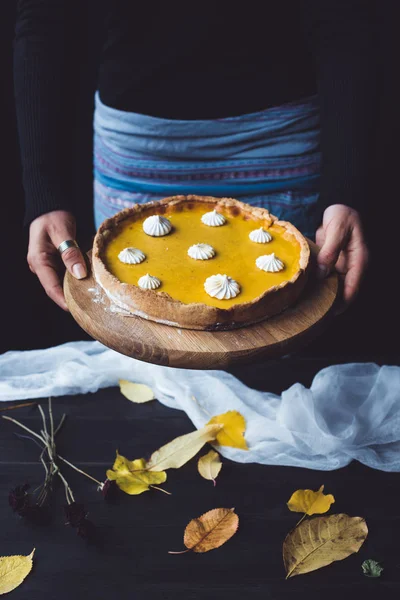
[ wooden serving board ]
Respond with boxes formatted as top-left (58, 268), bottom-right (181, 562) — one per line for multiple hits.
top-left (64, 242), bottom-right (339, 369)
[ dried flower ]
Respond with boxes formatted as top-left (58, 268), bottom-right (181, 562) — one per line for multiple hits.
top-left (101, 479), bottom-right (118, 503)
top-left (64, 502), bottom-right (96, 542)
top-left (4, 401), bottom-right (98, 542)
top-left (64, 502), bottom-right (87, 527)
top-left (9, 483), bottom-right (51, 525)
top-left (9, 484), bottom-right (30, 514)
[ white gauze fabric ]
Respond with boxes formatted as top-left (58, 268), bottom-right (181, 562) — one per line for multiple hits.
top-left (1, 341), bottom-right (400, 471)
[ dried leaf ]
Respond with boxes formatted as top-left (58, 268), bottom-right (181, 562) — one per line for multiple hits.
top-left (283, 514), bottom-right (368, 578)
top-left (106, 452), bottom-right (167, 495)
top-left (119, 380), bottom-right (155, 403)
top-left (362, 559), bottom-right (383, 578)
top-left (287, 485), bottom-right (335, 516)
top-left (146, 424), bottom-right (223, 472)
top-left (206, 411), bottom-right (248, 450)
top-left (198, 450), bottom-right (222, 485)
top-left (169, 508), bottom-right (239, 554)
top-left (0, 549), bottom-right (35, 595)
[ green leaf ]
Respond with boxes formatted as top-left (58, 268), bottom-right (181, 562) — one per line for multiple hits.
top-left (361, 559), bottom-right (383, 578)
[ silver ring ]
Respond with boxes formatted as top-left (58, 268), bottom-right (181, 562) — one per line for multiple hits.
top-left (57, 239), bottom-right (79, 255)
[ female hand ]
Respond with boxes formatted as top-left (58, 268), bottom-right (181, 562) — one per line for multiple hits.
top-left (27, 210), bottom-right (87, 310)
top-left (316, 204), bottom-right (369, 311)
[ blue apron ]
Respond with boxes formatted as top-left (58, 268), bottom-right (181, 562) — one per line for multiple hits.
top-left (93, 92), bottom-right (320, 237)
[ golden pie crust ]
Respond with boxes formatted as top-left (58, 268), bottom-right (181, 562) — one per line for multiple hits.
top-left (92, 195), bottom-right (310, 330)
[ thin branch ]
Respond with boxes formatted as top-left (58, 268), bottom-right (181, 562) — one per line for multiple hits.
top-left (2, 415), bottom-right (46, 444)
top-left (54, 414), bottom-right (67, 437)
top-left (49, 398), bottom-right (54, 444)
top-left (48, 397), bottom-right (56, 457)
top-left (57, 470), bottom-right (75, 504)
top-left (57, 454), bottom-right (103, 487)
top-left (40, 455), bottom-right (49, 477)
top-left (31, 482), bottom-right (44, 496)
top-left (38, 405), bottom-right (48, 439)
top-left (0, 401), bottom-right (37, 413)
top-left (37, 447), bottom-right (48, 488)
top-left (13, 432), bottom-right (45, 451)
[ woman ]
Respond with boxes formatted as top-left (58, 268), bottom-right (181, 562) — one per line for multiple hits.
top-left (14, 1), bottom-right (374, 311)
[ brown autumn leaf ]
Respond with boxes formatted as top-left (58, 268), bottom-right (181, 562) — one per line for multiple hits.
top-left (283, 513), bottom-right (368, 578)
top-left (169, 508), bottom-right (239, 554)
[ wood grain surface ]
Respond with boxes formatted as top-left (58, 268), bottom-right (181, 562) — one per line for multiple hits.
top-left (64, 243), bottom-right (339, 369)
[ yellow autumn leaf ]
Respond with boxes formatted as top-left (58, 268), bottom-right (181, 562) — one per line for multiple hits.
top-left (206, 411), bottom-right (248, 450)
top-left (169, 508), bottom-right (239, 554)
top-left (198, 450), bottom-right (222, 485)
top-left (146, 424), bottom-right (223, 472)
top-left (283, 514), bottom-right (368, 578)
top-left (119, 380), bottom-right (155, 403)
top-left (287, 485), bottom-right (335, 516)
top-left (106, 452), bottom-right (167, 495)
top-left (0, 549), bottom-right (35, 595)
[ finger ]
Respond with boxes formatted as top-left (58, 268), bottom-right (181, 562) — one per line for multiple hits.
top-left (342, 244), bottom-right (369, 307)
top-left (334, 250), bottom-right (348, 276)
top-left (317, 220), bottom-right (349, 278)
top-left (48, 227), bottom-right (87, 280)
top-left (59, 245), bottom-right (87, 279)
top-left (35, 259), bottom-right (68, 311)
top-left (315, 226), bottom-right (325, 249)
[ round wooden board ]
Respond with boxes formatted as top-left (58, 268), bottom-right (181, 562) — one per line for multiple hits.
top-left (64, 242), bottom-right (339, 369)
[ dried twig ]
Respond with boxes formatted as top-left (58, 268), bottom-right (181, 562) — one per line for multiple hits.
top-left (0, 401), bottom-right (37, 412)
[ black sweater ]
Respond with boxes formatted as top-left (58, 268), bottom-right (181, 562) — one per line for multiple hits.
top-left (14, 0), bottom-right (379, 226)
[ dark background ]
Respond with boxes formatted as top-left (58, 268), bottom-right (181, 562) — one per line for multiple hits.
top-left (0, 0), bottom-right (399, 360)
top-left (2, 376), bottom-right (400, 600)
top-left (1, 5), bottom-right (400, 599)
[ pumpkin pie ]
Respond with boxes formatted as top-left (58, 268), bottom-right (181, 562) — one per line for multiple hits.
top-left (92, 195), bottom-right (310, 330)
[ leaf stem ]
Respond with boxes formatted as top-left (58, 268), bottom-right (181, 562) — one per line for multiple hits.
top-left (57, 454), bottom-right (103, 487)
top-left (150, 485), bottom-right (172, 495)
top-left (295, 514), bottom-right (307, 527)
top-left (168, 549), bottom-right (190, 555)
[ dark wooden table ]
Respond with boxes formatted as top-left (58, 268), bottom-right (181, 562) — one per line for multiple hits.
top-left (1, 357), bottom-right (399, 600)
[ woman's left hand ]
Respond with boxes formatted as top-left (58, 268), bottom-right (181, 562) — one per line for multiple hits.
top-left (316, 204), bottom-right (369, 311)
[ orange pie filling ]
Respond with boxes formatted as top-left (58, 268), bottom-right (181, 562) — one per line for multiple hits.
top-left (103, 204), bottom-right (302, 309)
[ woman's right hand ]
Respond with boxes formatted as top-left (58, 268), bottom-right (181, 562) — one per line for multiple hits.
top-left (27, 210), bottom-right (87, 310)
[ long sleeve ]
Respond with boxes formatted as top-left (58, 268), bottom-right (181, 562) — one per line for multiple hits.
top-left (14, 0), bottom-right (77, 225)
top-left (303, 0), bottom-right (380, 220)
